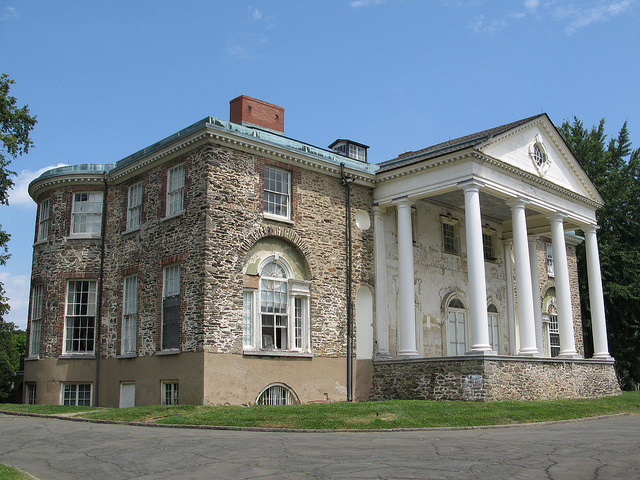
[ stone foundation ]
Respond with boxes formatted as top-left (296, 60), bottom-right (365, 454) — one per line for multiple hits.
top-left (370, 356), bottom-right (621, 402)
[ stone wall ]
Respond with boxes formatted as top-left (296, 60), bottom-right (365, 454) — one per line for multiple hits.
top-left (370, 357), bottom-right (621, 402)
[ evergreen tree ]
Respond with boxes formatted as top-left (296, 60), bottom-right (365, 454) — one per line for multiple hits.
top-left (559, 118), bottom-right (640, 389)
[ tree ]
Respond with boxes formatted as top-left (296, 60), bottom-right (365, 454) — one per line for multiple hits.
top-left (559, 117), bottom-right (640, 389)
top-left (0, 74), bottom-right (37, 400)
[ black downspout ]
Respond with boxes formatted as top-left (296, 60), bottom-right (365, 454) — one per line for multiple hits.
top-left (94, 173), bottom-right (108, 407)
top-left (341, 164), bottom-right (354, 402)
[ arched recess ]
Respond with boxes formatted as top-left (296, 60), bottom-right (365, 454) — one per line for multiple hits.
top-left (242, 236), bottom-right (311, 353)
top-left (442, 292), bottom-right (468, 356)
top-left (355, 285), bottom-right (374, 359)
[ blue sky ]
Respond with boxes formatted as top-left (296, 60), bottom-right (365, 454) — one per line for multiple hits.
top-left (1, 0), bottom-right (638, 329)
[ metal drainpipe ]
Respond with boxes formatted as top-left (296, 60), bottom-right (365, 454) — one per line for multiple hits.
top-left (94, 173), bottom-right (108, 407)
top-left (340, 164), bottom-right (354, 402)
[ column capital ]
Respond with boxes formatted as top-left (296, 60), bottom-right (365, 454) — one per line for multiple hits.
top-left (391, 196), bottom-right (414, 208)
top-left (582, 224), bottom-right (600, 234)
top-left (372, 205), bottom-right (388, 217)
top-left (546, 211), bottom-right (568, 223)
top-left (528, 234), bottom-right (540, 242)
top-left (457, 178), bottom-right (485, 191)
top-left (505, 196), bottom-right (530, 209)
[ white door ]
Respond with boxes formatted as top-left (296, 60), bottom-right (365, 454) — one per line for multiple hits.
top-left (119, 383), bottom-right (135, 408)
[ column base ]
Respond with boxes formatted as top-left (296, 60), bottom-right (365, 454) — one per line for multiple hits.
top-left (517, 347), bottom-right (541, 357)
top-left (558, 351), bottom-right (581, 359)
top-left (465, 349), bottom-right (497, 356)
top-left (397, 351), bottom-right (420, 358)
top-left (592, 352), bottom-right (613, 360)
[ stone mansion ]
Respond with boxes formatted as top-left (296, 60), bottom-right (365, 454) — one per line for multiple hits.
top-left (23, 96), bottom-right (619, 407)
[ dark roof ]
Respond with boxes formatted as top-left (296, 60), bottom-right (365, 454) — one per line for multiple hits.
top-left (377, 114), bottom-right (546, 173)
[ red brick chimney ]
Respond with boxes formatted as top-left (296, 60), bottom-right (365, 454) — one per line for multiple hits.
top-left (229, 95), bottom-right (284, 134)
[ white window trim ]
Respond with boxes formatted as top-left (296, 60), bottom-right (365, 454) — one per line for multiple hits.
top-left (29, 284), bottom-right (44, 358)
top-left (166, 164), bottom-right (185, 218)
top-left (161, 381), bottom-right (179, 405)
top-left (487, 302), bottom-right (501, 354)
top-left (444, 294), bottom-right (468, 356)
top-left (37, 198), bottom-right (50, 242)
top-left (263, 166), bottom-right (291, 222)
top-left (26, 383), bottom-right (36, 405)
top-left (62, 280), bottom-right (97, 356)
top-left (546, 242), bottom-right (555, 277)
top-left (61, 383), bottom-right (92, 406)
top-left (126, 182), bottom-right (143, 232)
top-left (70, 192), bottom-right (103, 238)
top-left (441, 215), bottom-right (461, 255)
top-left (161, 264), bottom-right (181, 351)
top-left (529, 134), bottom-right (551, 177)
top-left (243, 256), bottom-right (311, 355)
top-left (121, 275), bottom-right (138, 356)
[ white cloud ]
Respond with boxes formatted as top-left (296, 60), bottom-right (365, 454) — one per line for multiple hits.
top-left (472, 11), bottom-right (526, 34)
top-left (524, 0), bottom-right (540, 10)
top-left (559, 0), bottom-right (633, 35)
top-left (252, 8), bottom-right (263, 20)
top-left (350, 0), bottom-right (385, 7)
top-left (0, 6), bottom-right (19, 21)
top-left (0, 271), bottom-right (30, 330)
top-left (8, 164), bottom-right (67, 209)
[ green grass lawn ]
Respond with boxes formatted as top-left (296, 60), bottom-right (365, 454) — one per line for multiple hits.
top-left (0, 464), bottom-right (32, 480)
top-left (2, 391), bottom-right (639, 430)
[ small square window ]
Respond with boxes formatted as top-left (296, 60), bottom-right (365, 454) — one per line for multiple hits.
top-left (62, 383), bottom-right (92, 406)
top-left (161, 382), bottom-right (179, 405)
top-left (71, 192), bottom-right (103, 236)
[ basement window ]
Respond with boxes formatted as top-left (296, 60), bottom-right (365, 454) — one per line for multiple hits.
top-left (256, 383), bottom-right (299, 406)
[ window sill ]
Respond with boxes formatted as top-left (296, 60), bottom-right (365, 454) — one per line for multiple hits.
top-left (156, 349), bottom-right (180, 356)
top-left (243, 350), bottom-right (313, 358)
top-left (60, 354), bottom-right (96, 359)
top-left (65, 234), bottom-right (101, 241)
top-left (33, 238), bottom-right (48, 246)
top-left (262, 213), bottom-right (294, 225)
top-left (122, 227), bottom-right (140, 236)
top-left (161, 212), bottom-right (184, 222)
top-left (117, 353), bottom-right (137, 359)
top-left (24, 355), bottom-right (40, 361)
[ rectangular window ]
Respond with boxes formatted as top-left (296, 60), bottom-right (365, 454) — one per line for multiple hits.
top-left (127, 183), bottom-right (143, 230)
top-left (64, 280), bottom-right (97, 354)
top-left (161, 382), bottom-right (179, 405)
top-left (162, 265), bottom-right (180, 350)
top-left (62, 383), bottom-right (92, 406)
top-left (442, 221), bottom-right (459, 255)
top-left (166, 164), bottom-right (185, 217)
top-left (549, 314), bottom-right (560, 357)
top-left (263, 166), bottom-right (290, 219)
top-left (38, 198), bottom-right (50, 241)
top-left (294, 297), bottom-right (303, 350)
top-left (349, 144), bottom-right (366, 162)
top-left (482, 233), bottom-right (493, 260)
top-left (29, 285), bottom-right (44, 357)
top-left (546, 242), bottom-right (555, 277)
top-left (122, 275), bottom-right (137, 355)
top-left (71, 192), bottom-right (103, 235)
top-left (26, 383), bottom-right (36, 405)
top-left (243, 290), bottom-right (254, 348)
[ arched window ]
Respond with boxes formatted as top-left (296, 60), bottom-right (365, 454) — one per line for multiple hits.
top-left (446, 297), bottom-right (467, 356)
top-left (256, 383), bottom-right (300, 406)
top-left (243, 254), bottom-right (310, 353)
top-left (547, 301), bottom-right (560, 357)
top-left (487, 303), bottom-right (500, 353)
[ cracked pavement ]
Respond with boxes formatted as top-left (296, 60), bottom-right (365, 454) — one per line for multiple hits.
top-left (0, 414), bottom-right (639, 479)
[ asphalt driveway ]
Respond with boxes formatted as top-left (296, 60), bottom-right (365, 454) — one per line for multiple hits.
top-left (0, 413), bottom-right (638, 479)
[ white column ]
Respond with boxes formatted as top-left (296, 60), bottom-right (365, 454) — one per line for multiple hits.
top-left (547, 213), bottom-right (579, 358)
top-left (583, 225), bottom-right (612, 359)
top-left (528, 236), bottom-right (545, 355)
top-left (459, 180), bottom-right (492, 353)
top-left (373, 206), bottom-right (390, 357)
top-left (394, 198), bottom-right (418, 357)
top-left (506, 198), bottom-right (539, 356)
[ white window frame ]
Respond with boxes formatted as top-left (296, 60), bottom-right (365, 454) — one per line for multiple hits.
top-left (263, 166), bottom-right (291, 220)
top-left (161, 381), bottom-right (179, 405)
top-left (162, 264), bottom-right (181, 350)
top-left (61, 383), bottom-right (92, 406)
top-left (482, 227), bottom-right (496, 261)
top-left (37, 198), bottom-right (50, 242)
top-left (441, 216), bottom-right (460, 255)
top-left (446, 296), bottom-right (467, 356)
top-left (127, 182), bottom-right (143, 231)
top-left (349, 144), bottom-right (366, 162)
top-left (122, 275), bottom-right (138, 356)
top-left (71, 192), bottom-right (103, 236)
top-left (166, 164), bottom-right (185, 217)
top-left (546, 242), bottom-right (555, 277)
top-left (29, 284), bottom-right (44, 358)
top-left (63, 280), bottom-right (97, 355)
top-left (487, 303), bottom-right (500, 353)
top-left (243, 256), bottom-right (310, 353)
top-left (26, 383), bottom-right (36, 405)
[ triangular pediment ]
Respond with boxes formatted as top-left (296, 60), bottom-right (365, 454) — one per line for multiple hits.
top-left (476, 115), bottom-right (603, 205)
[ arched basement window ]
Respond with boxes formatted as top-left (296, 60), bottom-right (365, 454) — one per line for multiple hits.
top-left (256, 383), bottom-right (300, 406)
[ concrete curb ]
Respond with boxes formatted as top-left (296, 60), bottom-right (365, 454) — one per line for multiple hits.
top-left (0, 409), bottom-right (633, 433)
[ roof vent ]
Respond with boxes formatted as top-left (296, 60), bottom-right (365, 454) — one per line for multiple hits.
top-left (229, 95), bottom-right (284, 134)
top-left (329, 139), bottom-right (369, 163)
